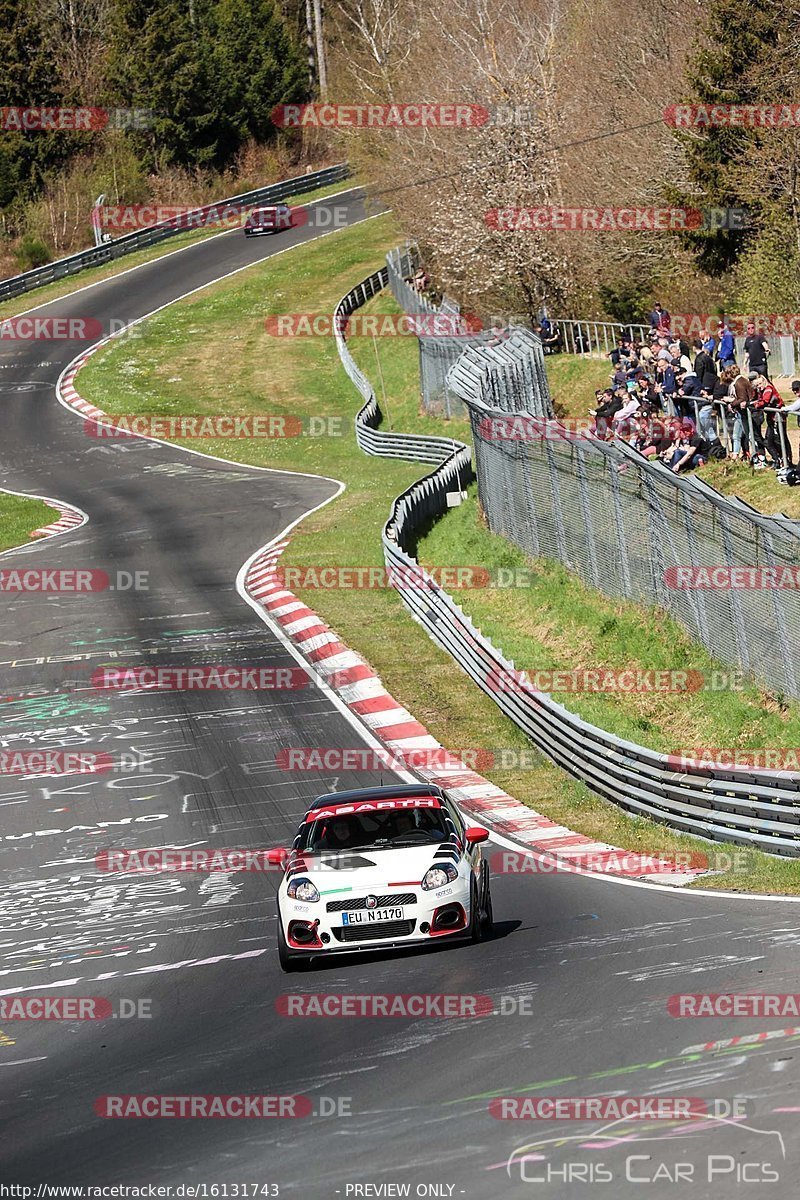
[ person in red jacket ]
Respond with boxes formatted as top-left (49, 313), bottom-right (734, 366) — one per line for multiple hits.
top-left (752, 375), bottom-right (792, 467)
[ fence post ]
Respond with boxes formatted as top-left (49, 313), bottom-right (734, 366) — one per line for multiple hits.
top-left (608, 456), bottom-right (632, 598)
top-left (576, 441), bottom-right (600, 588)
top-left (718, 509), bottom-right (751, 676)
top-left (763, 530), bottom-right (797, 696)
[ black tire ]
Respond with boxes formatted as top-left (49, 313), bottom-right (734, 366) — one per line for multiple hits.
top-left (469, 876), bottom-right (485, 943)
top-left (277, 913), bottom-right (306, 973)
top-left (481, 875), bottom-right (494, 938)
top-left (470, 865), bottom-right (493, 942)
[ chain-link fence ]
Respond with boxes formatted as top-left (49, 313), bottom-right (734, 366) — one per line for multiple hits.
top-left (448, 364), bottom-right (800, 700)
top-left (385, 244), bottom-right (554, 419)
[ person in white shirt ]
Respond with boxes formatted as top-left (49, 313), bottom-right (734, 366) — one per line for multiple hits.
top-left (670, 342), bottom-right (693, 374)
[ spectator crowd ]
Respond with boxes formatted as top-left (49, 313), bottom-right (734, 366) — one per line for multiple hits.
top-left (576, 307), bottom-right (800, 478)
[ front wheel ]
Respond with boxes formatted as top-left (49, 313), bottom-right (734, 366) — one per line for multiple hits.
top-left (470, 867), bottom-right (493, 942)
top-left (481, 876), bottom-right (494, 936)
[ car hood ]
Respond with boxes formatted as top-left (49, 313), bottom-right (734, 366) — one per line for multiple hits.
top-left (288, 843), bottom-right (455, 887)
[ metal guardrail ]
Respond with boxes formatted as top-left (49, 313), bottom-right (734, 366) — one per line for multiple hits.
top-left (335, 266), bottom-right (800, 858)
top-left (335, 269), bottom-right (472, 466)
top-left (0, 163), bottom-right (350, 303)
top-left (537, 317), bottom-right (799, 378)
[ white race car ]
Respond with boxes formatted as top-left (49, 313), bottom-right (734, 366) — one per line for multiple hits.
top-left (268, 783), bottom-right (493, 971)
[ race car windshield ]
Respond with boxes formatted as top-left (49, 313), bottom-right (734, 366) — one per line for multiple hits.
top-left (299, 807), bottom-right (451, 853)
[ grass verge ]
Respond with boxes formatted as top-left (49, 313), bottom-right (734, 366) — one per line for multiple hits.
top-left (0, 493), bottom-right (60, 552)
top-left (77, 214), bottom-right (800, 893)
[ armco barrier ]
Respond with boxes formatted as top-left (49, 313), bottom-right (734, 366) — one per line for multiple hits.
top-left (385, 245), bottom-right (553, 419)
top-left (0, 163), bottom-right (350, 303)
top-left (335, 267), bottom-right (800, 858)
top-left (337, 268), bottom-right (473, 468)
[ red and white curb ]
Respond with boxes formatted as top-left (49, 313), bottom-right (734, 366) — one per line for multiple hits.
top-left (59, 349), bottom-right (107, 426)
top-left (30, 499), bottom-right (87, 540)
top-left (245, 542), bottom-right (707, 887)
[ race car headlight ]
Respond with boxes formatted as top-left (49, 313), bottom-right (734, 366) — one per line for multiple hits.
top-left (287, 878), bottom-right (320, 902)
top-left (421, 864), bottom-right (459, 891)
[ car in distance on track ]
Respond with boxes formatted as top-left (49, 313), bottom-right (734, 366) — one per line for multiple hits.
top-left (269, 783), bottom-right (493, 971)
top-left (244, 204), bottom-right (293, 235)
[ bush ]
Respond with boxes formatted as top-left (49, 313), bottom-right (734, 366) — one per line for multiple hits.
top-left (730, 213), bottom-right (800, 314)
top-left (597, 277), bottom-right (652, 326)
top-left (14, 235), bottom-right (52, 271)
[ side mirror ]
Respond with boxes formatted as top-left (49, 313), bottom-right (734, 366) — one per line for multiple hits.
top-left (266, 847), bottom-right (289, 867)
top-left (464, 826), bottom-right (489, 845)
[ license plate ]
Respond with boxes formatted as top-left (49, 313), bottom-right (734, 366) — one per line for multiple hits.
top-left (342, 907), bottom-right (403, 925)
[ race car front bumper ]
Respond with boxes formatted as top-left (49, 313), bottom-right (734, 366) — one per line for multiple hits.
top-left (280, 884), bottom-right (472, 954)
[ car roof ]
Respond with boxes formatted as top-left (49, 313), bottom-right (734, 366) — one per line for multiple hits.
top-left (307, 783), bottom-right (446, 810)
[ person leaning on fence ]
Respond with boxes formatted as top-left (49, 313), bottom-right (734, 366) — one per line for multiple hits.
top-left (751, 374), bottom-right (791, 468)
top-left (745, 370), bottom-right (771, 466)
top-left (719, 363), bottom-right (751, 461)
top-left (695, 387), bottom-right (720, 446)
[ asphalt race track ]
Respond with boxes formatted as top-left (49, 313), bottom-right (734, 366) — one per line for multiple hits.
top-left (0, 189), bottom-right (799, 1198)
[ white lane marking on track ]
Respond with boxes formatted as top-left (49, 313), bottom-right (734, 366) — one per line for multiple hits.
top-left (0, 947), bottom-right (269, 994)
top-left (139, 611), bottom-right (211, 620)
